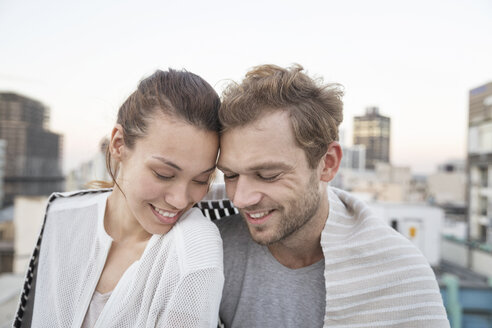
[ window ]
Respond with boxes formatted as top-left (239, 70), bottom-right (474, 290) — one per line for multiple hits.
top-left (479, 167), bottom-right (488, 188)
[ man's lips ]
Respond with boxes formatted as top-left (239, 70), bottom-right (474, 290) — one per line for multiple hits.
top-left (244, 209), bottom-right (275, 225)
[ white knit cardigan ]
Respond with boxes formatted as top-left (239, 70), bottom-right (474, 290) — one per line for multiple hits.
top-left (28, 189), bottom-right (224, 328)
top-left (202, 185), bottom-right (450, 328)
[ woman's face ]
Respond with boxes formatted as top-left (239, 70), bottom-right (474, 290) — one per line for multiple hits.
top-left (114, 111), bottom-right (218, 235)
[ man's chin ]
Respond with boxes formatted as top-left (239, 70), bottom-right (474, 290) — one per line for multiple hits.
top-left (246, 225), bottom-right (278, 246)
top-left (251, 236), bottom-right (274, 246)
top-left (239, 210), bottom-right (283, 245)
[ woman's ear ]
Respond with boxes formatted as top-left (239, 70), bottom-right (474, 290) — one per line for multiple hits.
top-left (109, 124), bottom-right (126, 162)
top-left (319, 141), bottom-right (343, 182)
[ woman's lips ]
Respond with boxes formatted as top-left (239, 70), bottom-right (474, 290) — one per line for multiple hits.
top-left (150, 204), bottom-right (181, 224)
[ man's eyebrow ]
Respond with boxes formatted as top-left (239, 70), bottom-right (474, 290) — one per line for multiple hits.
top-left (153, 156), bottom-right (215, 174)
top-left (217, 162), bottom-right (291, 172)
top-left (248, 162), bottom-right (292, 171)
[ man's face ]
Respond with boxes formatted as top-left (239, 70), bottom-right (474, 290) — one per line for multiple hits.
top-left (218, 111), bottom-right (324, 245)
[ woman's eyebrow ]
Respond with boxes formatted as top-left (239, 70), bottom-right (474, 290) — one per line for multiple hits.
top-left (152, 156), bottom-right (182, 171)
top-left (153, 156), bottom-right (215, 174)
top-left (216, 164), bottom-right (231, 172)
top-left (200, 166), bottom-right (216, 174)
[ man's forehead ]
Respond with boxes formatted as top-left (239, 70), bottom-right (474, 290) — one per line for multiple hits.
top-left (218, 111), bottom-right (305, 169)
top-left (222, 110), bottom-right (291, 134)
top-left (220, 121), bottom-right (268, 140)
top-left (222, 112), bottom-right (292, 141)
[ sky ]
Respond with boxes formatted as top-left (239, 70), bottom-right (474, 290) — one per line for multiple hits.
top-left (0, 0), bottom-right (491, 174)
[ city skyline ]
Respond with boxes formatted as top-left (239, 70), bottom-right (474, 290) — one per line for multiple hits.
top-left (1, 0), bottom-right (491, 174)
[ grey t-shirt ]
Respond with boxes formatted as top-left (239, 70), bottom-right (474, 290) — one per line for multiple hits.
top-left (216, 214), bottom-right (326, 328)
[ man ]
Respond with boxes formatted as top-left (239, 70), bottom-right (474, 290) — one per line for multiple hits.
top-left (215, 64), bottom-right (449, 327)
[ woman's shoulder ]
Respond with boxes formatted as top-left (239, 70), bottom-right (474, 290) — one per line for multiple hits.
top-left (46, 188), bottom-right (112, 214)
top-left (173, 207), bottom-right (223, 270)
top-left (178, 207), bottom-right (220, 234)
top-left (40, 189), bottom-right (111, 253)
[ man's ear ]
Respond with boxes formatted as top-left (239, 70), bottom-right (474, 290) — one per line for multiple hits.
top-left (318, 141), bottom-right (343, 182)
top-left (109, 124), bottom-right (126, 162)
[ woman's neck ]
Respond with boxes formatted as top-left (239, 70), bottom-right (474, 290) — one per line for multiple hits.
top-left (105, 188), bottom-right (152, 243)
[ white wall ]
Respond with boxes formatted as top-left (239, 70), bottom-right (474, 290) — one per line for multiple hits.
top-left (441, 238), bottom-right (492, 276)
top-left (471, 249), bottom-right (492, 276)
top-left (369, 203), bottom-right (443, 266)
top-left (428, 171), bottom-right (466, 205)
top-left (468, 122), bottom-right (492, 154)
top-left (441, 238), bottom-right (468, 267)
top-left (13, 196), bottom-right (47, 274)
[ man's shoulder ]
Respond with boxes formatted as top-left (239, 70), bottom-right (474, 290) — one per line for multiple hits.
top-left (214, 214), bottom-right (252, 248)
top-left (215, 214), bottom-right (245, 234)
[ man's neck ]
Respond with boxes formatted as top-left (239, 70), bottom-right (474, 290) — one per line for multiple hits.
top-left (267, 195), bottom-right (330, 269)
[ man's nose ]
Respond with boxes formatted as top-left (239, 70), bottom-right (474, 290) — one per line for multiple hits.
top-left (231, 176), bottom-right (262, 209)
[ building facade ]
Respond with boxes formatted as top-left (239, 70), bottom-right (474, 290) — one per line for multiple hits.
top-left (0, 140), bottom-right (5, 206)
top-left (353, 106), bottom-right (391, 170)
top-left (65, 137), bottom-right (110, 191)
top-left (467, 82), bottom-right (492, 243)
top-left (428, 159), bottom-right (466, 207)
top-left (340, 144), bottom-right (366, 171)
top-left (0, 93), bottom-right (64, 206)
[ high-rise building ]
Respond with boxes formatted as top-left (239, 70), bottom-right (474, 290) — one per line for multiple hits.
top-left (0, 93), bottom-right (64, 206)
top-left (353, 106), bottom-right (390, 170)
top-left (0, 140), bottom-right (5, 206)
top-left (467, 82), bottom-right (492, 243)
top-left (340, 144), bottom-right (366, 171)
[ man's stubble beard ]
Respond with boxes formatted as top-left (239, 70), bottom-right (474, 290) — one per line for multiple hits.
top-left (241, 172), bottom-right (322, 246)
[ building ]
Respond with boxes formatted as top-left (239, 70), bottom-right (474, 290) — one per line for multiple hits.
top-left (428, 159), bottom-right (466, 207)
top-left (338, 162), bottom-right (412, 203)
top-left (0, 205), bottom-right (14, 273)
top-left (408, 174), bottom-right (428, 203)
top-left (369, 202), bottom-right (444, 267)
top-left (467, 82), bottom-right (492, 243)
top-left (13, 196), bottom-right (47, 274)
top-left (332, 129), bottom-right (365, 188)
top-left (0, 92), bottom-right (64, 206)
top-left (0, 139), bottom-right (5, 206)
top-left (340, 144), bottom-right (366, 171)
top-left (353, 106), bottom-right (390, 170)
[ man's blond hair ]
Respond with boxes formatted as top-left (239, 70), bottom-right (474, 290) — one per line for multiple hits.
top-left (220, 64), bottom-right (344, 168)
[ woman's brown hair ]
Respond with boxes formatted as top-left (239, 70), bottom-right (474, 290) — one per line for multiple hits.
top-left (91, 69), bottom-right (220, 189)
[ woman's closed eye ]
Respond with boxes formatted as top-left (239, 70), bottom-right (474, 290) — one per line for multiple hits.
top-left (153, 170), bottom-right (174, 180)
top-left (192, 179), bottom-right (209, 185)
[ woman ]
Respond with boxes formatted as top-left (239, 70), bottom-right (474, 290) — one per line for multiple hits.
top-left (14, 69), bottom-right (224, 327)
